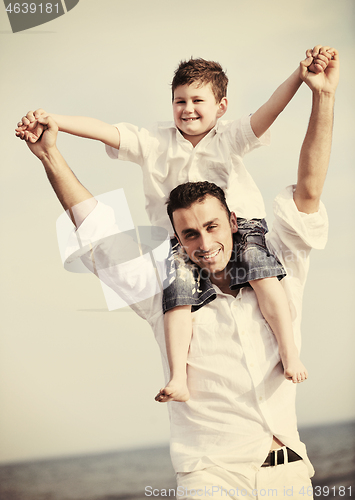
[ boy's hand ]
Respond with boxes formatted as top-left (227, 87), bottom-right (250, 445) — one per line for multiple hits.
top-left (306, 45), bottom-right (333, 74)
top-left (300, 46), bottom-right (339, 94)
top-left (15, 109), bottom-right (48, 143)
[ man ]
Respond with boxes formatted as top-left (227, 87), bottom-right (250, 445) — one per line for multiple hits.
top-left (18, 47), bottom-right (339, 498)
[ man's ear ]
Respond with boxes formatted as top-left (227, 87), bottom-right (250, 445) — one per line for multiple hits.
top-left (230, 212), bottom-right (238, 233)
top-left (174, 232), bottom-right (183, 246)
top-left (217, 97), bottom-right (228, 118)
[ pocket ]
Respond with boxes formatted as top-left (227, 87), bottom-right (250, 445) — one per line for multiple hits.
top-left (285, 460), bottom-right (313, 494)
top-left (290, 460), bottom-right (312, 483)
top-left (189, 308), bottom-right (218, 358)
top-left (206, 159), bottom-right (231, 186)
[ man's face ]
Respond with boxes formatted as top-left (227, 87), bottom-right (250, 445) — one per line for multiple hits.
top-left (172, 82), bottom-right (227, 145)
top-left (173, 195), bottom-right (238, 281)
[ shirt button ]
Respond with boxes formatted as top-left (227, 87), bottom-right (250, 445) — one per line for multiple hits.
top-left (259, 396), bottom-right (263, 401)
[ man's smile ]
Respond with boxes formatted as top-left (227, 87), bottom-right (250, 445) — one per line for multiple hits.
top-left (198, 248), bottom-right (221, 261)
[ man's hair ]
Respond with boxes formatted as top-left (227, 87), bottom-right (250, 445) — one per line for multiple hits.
top-left (171, 58), bottom-right (228, 103)
top-left (167, 181), bottom-right (231, 232)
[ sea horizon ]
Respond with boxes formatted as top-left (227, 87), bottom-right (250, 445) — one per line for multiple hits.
top-left (0, 420), bottom-right (354, 500)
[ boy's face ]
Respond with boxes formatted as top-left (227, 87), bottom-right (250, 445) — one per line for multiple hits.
top-left (173, 82), bottom-right (227, 146)
top-left (173, 195), bottom-right (238, 282)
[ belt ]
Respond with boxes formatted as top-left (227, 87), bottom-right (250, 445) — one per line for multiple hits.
top-left (261, 447), bottom-right (302, 467)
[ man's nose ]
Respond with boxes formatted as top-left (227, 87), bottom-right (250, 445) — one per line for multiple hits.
top-left (198, 233), bottom-right (212, 252)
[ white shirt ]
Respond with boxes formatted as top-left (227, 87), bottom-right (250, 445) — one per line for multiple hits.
top-left (105, 117), bottom-right (270, 234)
top-left (63, 186), bottom-right (328, 480)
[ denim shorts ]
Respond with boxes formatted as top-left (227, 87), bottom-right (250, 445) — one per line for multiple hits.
top-left (162, 218), bottom-right (286, 314)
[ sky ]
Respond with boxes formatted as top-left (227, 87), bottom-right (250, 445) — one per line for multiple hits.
top-left (0, 0), bottom-right (354, 464)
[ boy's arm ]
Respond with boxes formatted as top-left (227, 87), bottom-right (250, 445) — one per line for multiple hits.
top-left (15, 109), bottom-right (120, 149)
top-left (250, 45), bottom-right (332, 139)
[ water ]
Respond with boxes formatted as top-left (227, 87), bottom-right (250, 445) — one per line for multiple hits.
top-left (299, 421), bottom-right (355, 496)
top-left (0, 421), bottom-right (354, 500)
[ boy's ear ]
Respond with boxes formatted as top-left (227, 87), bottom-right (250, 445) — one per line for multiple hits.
top-left (217, 97), bottom-right (228, 118)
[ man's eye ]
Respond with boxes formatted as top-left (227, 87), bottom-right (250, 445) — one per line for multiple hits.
top-left (208, 225), bottom-right (217, 231)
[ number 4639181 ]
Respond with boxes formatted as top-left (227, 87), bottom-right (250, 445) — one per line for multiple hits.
top-left (6, 3), bottom-right (60, 14)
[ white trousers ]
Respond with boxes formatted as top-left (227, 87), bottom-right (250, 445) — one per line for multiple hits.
top-left (176, 460), bottom-right (313, 500)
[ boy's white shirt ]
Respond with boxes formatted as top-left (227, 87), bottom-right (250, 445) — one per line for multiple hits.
top-left (105, 116), bottom-right (270, 235)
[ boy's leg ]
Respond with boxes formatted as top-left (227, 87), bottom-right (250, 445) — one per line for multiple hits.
top-left (250, 277), bottom-right (308, 383)
top-left (155, 305), bottom-right (191, 402)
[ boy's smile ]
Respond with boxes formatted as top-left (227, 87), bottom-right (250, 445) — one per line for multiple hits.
top-left (173, 82), bottom-right (228, 147)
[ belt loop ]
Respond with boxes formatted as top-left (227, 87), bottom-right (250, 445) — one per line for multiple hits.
top-left (284, 446), bottom-right (288, 465)
top-left (274, 449), bottom-right (278, 466)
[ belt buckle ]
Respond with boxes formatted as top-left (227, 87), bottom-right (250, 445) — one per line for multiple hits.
top-left (271, 449), bottom-right (277, 466)
top-left (271, 448), bottom-right (285, 466)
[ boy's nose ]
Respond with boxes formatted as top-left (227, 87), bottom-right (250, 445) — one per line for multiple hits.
top-left (184, 101), bottom-right (194, 113)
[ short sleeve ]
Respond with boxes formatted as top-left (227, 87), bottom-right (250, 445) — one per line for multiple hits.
top-left (226, 115), bottom-right (271, 157)
top-left (105, 122), bottom-right (152, 166)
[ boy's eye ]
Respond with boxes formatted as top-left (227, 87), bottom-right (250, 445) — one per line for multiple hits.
top-left (194, 99), bottom-right (203, 102)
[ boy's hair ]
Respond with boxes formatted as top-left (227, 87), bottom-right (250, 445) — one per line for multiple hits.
top-left (171, 58), bottom-right (228, 103)
top-left (167, 181), bottom-right (231, 232)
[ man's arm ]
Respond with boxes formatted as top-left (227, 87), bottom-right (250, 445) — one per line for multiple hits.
top-left (293, 48), bottom-right (339, 214)
top-left (20, 114), bottom-right (98, 227)
top-left (16, 109), bottom-right (120, 149)
top-left (250, 45), bottom-right (332, 139)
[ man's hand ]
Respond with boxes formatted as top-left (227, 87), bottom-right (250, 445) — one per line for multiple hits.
top-left (300, 45), bottom-right (339, 94)
top-left (16, 111), bottom-right (59, 160)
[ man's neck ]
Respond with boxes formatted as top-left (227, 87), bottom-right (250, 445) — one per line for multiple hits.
top-left (210, 265), bottom-right (237, 297)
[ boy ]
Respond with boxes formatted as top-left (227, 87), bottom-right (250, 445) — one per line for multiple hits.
top-left (16, 46), bottom-right (333, 404)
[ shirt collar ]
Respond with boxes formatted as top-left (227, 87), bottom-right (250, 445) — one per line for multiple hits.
top-left (157, 120), bottom-right (221, 145)
top-left (160, 121), bottom-right (220, 146)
